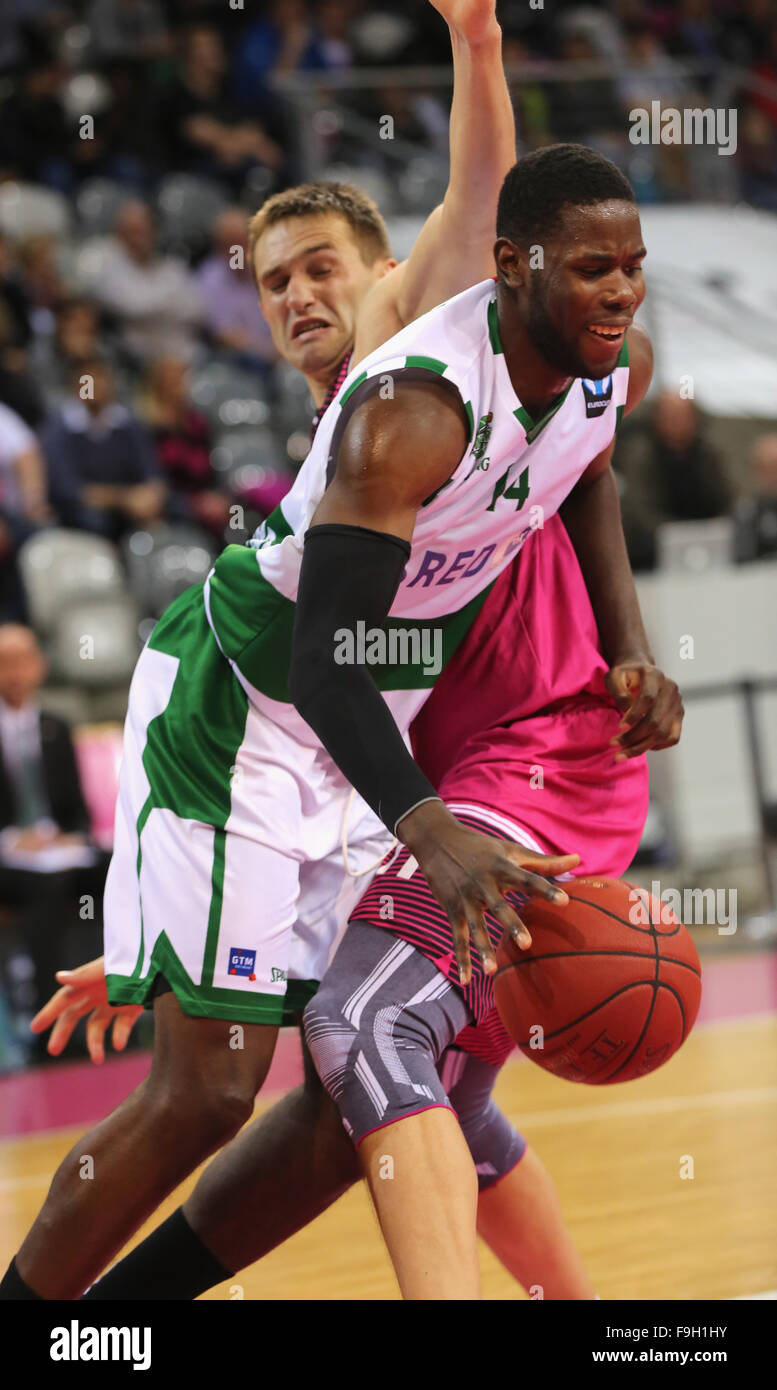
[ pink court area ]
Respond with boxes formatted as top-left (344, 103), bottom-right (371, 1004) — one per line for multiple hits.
top-left (2, 950), bottom-right (776, 1140)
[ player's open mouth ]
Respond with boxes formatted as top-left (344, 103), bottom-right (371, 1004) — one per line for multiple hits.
top-left (292, 319), bottom-right (331, 341)
top-left (586, 323), bottom-right (628, 343)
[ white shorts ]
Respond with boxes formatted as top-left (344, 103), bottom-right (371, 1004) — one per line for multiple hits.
top-left (104, 587), bottom-right (392, 1024)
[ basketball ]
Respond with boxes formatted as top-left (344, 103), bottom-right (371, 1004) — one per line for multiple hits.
top-left (494, 878), bottom-right (702, 1085)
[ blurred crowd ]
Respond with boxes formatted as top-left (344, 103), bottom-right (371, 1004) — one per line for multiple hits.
top-left (0, 0), bottom-right (776, 1070)
top-left (0, 2), bottom-right (776, 205)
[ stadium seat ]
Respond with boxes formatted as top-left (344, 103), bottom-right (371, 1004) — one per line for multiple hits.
top-left (49, 596), bottom-right (141, 687)
top-left (272, 360), bottom-right (316, 435)
top-left (36, 686), bottom-right (92, 729)
top-left (320, 165), bottom-right (399, 217)
top-left (75, 178), bottom-right (132, 238)
top-left (0, 182), bottom-right (71, 239)
top-left (398, 157), bottom-right (447, 214)
top-left (156, 174), bottom-right (228, 249)
top-left (189, 361), bottom-right (270, 429)
top-left (384, 215), bottom-right (424, 261)
top-left (211, 427), bottom-right (284, 477)
top-left (18, 529), bottom-right (127, 637)
top-left (122, 523), bottom-right (216, 618)
top-left (72, 234), bottom-right (117, 291)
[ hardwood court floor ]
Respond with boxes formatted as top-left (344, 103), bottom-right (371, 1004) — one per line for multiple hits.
top-left (2, 1015), bottom-right (776, 1301)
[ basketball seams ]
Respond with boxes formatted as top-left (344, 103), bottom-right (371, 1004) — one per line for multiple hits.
top-left (607, 981), bottom-right (690, 1082)
top-left (550, 894), bottom-right (684, 939)
top-left (494, 948), bottom-right (701, 978)
top-left (510, 978), bottom-right (657, 1046)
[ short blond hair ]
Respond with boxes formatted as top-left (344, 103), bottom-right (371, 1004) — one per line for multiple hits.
top-left (248, 181), bottom-right (392, 282)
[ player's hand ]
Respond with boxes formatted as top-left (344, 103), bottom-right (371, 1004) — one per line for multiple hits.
top-left (428, 0), bottom-right (500, 45)
top-left (30, 956), bottom-right (143, 1064)
top-left (398, 801), bottom-right (580, 985)
top-left (606, 661), bottom-right (684, 761)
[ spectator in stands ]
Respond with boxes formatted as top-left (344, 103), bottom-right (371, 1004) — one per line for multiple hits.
top-left (737, 104), bottom-right (777, 211)
top-left (0, 623), bottom-right (103, 1060)
top-left (0, 233), bottom-right (32, 351)
top-left (735, 432), bottom-right (777, 562)
top-left (195, 207), bottom-right (278, 373)
top-left (547, 26), bottom-right (624, 153)
top-left (0, 303), bottom-right (44, 428)
top-left (618, 21), bottom-right (701, 198)
top-left (724, 0), bottom-right (773, 68)
top-left (503, 32), bottom-right (551, 150)
top-left (87, 0), bottom-right (170, 63)
top-left (0, 402), bottom-right (49, 619)
top-left (18, 236), bottom-right (67, 336)
top-left (40, 356), bottom-right (165, 542)
top-left (232, 0), bottom-right (332, 110)
top-left (0, 41), bottom-right (71, 191)
top-left (140, 357), bottom-right (229, 538)
top-left (749, 19), bottom-right (777, 128)
top-left (157, 24), bottom-right (284, 193)
top-left (84, 200), bottom-right (204, 366)
top-left (29, 298), bottom-right (126, 412)
top-left (317, 0), bottom-right (357, 71)
top-left (616, 391), bottom-right (733, 571)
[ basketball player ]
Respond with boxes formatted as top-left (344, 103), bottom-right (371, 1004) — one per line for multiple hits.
top-left (0, 4), bottom-right (587, 1301)
top-left (5, 146), bottom-right (682, 1303)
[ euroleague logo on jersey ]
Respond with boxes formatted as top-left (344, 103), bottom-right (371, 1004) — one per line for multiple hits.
top-left (228, 948), bottom-right (257, 980)
top-left (582, 375), bottom-right (614, 419)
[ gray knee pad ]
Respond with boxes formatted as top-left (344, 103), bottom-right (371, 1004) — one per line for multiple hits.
top-left (438, 1049), bottom-right (527, 1191)
top-left (304, 923), bottom-right (470, 1146)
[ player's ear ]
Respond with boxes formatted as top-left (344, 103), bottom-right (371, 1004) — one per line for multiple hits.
top-left (494, 237), bottom-right (529, 291)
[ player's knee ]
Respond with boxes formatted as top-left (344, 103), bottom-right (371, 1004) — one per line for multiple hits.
top-left (457, 1096), bottom-right (527, 1191)
top-left (447, 1056), bottom-right (527, 1192)
top-left (145, 1076), bottom-right (255, 1150)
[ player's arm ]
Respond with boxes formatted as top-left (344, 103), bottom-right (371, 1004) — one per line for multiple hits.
top-left (353, 1), bottom-right (515, 358)
top-left (289, 380), bottom-right (578, 985)
top-left (559, 326), bottom-right (684, 758)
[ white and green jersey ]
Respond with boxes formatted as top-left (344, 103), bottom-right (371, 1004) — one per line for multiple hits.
top-left (204, 277), bottom-right (628, 740)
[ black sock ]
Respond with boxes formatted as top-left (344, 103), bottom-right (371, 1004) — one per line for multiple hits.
top-left (0, 1257), bottom-right (43, 1300)
top-left (82, 1208), bottom-right (232, 1301)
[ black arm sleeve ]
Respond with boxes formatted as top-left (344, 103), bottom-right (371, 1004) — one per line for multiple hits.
top-left (288, 523), bottom-right (441, 835)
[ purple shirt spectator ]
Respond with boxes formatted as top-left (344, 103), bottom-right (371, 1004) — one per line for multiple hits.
top-left (196, 208), bottom-right (277, 364)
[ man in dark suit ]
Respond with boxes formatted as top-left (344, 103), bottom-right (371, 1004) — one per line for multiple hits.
top-left (0, 624), bottom-right (104, 1061)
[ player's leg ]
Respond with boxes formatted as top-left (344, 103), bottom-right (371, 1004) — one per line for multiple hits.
top-left (304, 921), bottom-right (481, 1300)
top-left (477, 1146), bottom-right (595, 1299)
top-left (181, 1028), bottom-right (358, 1272)
top-left (10, 995), bottom-right (278, 1300)
top-left (361, 1111), bottom-right (480, 1300)
top-left (443, 1048), bottom-right (595, 1298)
top-left (2, 592), bottom-right (306, 1300)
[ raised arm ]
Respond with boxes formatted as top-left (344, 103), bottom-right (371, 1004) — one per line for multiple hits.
top-left (289, 381), bottom-right (577, 984)
top-left (354, 1), bottom-right (515, 358)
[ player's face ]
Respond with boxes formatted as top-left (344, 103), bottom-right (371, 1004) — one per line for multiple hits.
top-left (527, 201), bottom-right (646, 379)
top-left (254, 214), bottom-right (389, 381)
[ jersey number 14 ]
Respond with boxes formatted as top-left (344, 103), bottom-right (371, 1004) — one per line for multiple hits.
top-left (487, 465), bottom-right (530, 513)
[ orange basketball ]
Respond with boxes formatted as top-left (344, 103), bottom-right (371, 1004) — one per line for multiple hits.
top-left (494, 877), bottom-right (702, 1084)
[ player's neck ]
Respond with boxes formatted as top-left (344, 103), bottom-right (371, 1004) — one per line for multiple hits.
top-left (495, 287), bottom-right (572, 421)
top-left (305, 351), bottom-right (353, 409)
